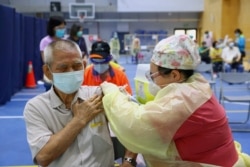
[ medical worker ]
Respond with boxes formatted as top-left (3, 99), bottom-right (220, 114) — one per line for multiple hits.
top-left (100, 35), bottom-right (250, 167)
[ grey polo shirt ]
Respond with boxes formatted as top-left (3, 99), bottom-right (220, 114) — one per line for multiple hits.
top-left (24, 86), bottom-right (114, 167)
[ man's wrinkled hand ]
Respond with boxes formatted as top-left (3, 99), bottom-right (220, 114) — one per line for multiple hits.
top-left (71, 95), bottom-right (104, 126)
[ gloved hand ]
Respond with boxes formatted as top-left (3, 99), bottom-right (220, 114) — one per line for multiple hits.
top-left (100, 81), bottom-right (119, 95)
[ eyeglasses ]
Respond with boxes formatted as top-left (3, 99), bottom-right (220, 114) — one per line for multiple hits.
top-left (145, 71), bottom-right (159, 82)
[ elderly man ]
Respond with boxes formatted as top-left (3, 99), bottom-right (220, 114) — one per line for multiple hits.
top-left (221, 41), bottom-right (244, 72)
top-left (23, 40), bottom-right (114, 167)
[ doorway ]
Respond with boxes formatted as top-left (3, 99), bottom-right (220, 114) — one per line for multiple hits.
top-left (174, 28), bottom-right (197, 41)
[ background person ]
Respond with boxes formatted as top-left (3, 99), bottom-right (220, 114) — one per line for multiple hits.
top-left (82, 41), bottom-right (137, 166)
top-left (67, 23), bottom-right (88, 68)
top-left (131, 37), bottom-right (141, 64)
top-left (210, 40), bottom-right (223, 77)
top-left (39, 16), bottom-right (66, 91)
top-left (24, 40), bottom-right (114, 167)
top-left (198, 41), bottom-right (211, 64)
top-left (202, 30), bottom-right (213, 48)
top-left (109, 32), bottom-right (121, 63)
top-left (100, 35), bottom-right (250, 166)
top-left (221, 41), bottom-right (244, 72)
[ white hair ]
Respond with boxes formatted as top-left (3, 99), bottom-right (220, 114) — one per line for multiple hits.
top-left (44, 39), bottom-right (82, 65)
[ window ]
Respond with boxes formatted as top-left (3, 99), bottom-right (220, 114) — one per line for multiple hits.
top-left (174, 28), bottom-right (197, 40)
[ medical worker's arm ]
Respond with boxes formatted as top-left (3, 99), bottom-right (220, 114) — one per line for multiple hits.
top-left (119, 72), bottom-right (133, 95)
top-left (100, 82), bottom-right (177, 158)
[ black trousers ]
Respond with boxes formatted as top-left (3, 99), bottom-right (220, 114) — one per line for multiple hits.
top-left (111, 137), bottom-right (125, 160)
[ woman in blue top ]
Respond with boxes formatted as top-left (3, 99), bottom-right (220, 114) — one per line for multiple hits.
top-left (234, 28), bottom-right (246, 63)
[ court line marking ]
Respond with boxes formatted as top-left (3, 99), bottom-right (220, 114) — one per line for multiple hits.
top-left (0, 116), bottom-right (24, 119)
top-left (11, 98), bottom-right (31, 101)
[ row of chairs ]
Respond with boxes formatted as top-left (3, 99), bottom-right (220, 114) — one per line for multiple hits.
top-left (195, 63), bottom-right (250, 131)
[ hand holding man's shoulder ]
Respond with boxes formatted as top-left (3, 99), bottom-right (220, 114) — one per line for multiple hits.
top-left (71, 94), bottom-right (104, 126)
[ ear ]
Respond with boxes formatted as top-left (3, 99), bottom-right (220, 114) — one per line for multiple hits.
top-left (171, 70), bottom-right (181, 81)
top-left (43, 64), bottom-right (53, 81)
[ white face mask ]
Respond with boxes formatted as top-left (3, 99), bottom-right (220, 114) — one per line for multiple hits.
top-left (94, 63), bottom-right (109, 74)
top-left (229, 42), bottom-right (234, 48)
top-left (52, 70), bottom-right (84, 94)
top-left (148, 82), bottom-right (161, 96)
top-left (148, 79), bottom-right (186, 96)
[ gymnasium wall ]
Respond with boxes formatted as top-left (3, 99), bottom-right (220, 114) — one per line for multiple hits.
top-left (200, 0), bottom-right (249, 49)
top-left (199, 0), bottom-right (223, 42)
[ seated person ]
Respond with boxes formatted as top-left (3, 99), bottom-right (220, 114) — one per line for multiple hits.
top-left (199, 41), bottom-right (211, 64)
top-left (222, 41), bottom-right (244, 72)
top-left (24, 40), bottom-right (114, 167)
top-left (210, 41), bottom-right (223, 77)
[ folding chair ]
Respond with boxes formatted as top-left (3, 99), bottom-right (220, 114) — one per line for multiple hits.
top-left (219, 72), bottom-right (250, 131)
top-left (195, 62), bottom-right (216, 94)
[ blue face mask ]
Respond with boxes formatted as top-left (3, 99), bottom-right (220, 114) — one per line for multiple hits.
top-left (94, 63), bottom-right (109, 74)
top-left (235, 33), bottom-right (240, 37)
top-left (77, 31), bottom-right (83, 37)
top-left (55, 29), bottom-right (65, 38)
top-left (52, 70), bottom-right (84, 94)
